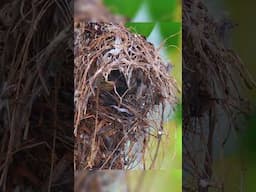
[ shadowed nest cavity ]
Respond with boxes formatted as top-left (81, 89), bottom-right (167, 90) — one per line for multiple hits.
top-left (74, 21), bottom-right (177, 170)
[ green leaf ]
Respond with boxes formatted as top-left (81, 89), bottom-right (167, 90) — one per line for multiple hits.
top-left (147, 0), bottom-right (177, 21)
top-left (103, 0), bottom-right (143, 19)
top-left (125, 22), bottom-right (155, 37)
top-left (159, 22), bottom-right (181, 53)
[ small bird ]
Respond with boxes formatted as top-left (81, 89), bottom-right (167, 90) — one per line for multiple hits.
top-left (98, 79), bottom-right (115, 92)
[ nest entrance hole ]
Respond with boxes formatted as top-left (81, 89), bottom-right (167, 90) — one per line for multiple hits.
top-left (107, 69), bottom-right (128, 96)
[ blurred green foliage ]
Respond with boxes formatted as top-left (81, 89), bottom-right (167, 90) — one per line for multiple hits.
top-left (103, 0), bottom-right (142, 19)
top-left (159, 22), bottom-right (181, 53)
top-left (127, 170), bottom-right (181, 192)
top-left (125, 22), bottom-right (155, 37)
top-left (103, 0), bottom-right (181, 21)
top-left (125, 22), bottom-right (181, 53)
top-left (147, 0), bottom-right (178, 21)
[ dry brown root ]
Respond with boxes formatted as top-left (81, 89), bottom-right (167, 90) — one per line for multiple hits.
top-left (74, 21), bottom-right (178, 170)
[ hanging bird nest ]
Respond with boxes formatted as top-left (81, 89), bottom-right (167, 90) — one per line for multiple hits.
top-left (74, 21), bottom-right (177, 170)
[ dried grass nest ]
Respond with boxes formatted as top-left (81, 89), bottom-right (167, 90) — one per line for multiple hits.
top-left (74, 21), bottom-right (178, 170)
